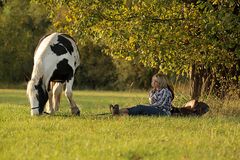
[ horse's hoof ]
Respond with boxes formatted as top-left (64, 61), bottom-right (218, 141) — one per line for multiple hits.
top-left (71, 107), bottom-right (80, 116)
top-left (75, 110), bottom-right (80, 116)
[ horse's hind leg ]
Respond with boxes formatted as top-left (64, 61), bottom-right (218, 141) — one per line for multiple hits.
top-left (52, 82), bottom-right (63, 112)
top-left (65, 78), bottom-right (80, 116)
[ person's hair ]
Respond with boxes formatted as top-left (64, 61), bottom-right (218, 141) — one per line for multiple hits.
top-left (153, 73), bottom-right (174, 100)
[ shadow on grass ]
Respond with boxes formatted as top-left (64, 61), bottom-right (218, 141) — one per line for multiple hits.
top-left (45, 111), bottom-right (114, 120)
top-left (46, 111), bottom-right (211, 119)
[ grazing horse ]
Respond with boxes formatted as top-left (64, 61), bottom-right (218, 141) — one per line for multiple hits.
top-left (26, 33), bottom-right (80, 116)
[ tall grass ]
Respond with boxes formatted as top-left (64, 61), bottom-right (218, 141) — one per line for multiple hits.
top-left (0, 89), bottom-right (239, 160)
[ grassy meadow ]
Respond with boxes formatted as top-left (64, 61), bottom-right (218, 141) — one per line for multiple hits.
top-left (0, 89), bottom-right (240, 160)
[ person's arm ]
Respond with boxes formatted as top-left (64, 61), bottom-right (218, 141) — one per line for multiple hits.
top-left (151, 89), bottom-right (172, 107)
top-left (149, 89), bottom-right (156, 104)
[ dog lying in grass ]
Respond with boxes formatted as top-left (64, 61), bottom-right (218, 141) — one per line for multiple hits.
top-left (171, 99), bottom-right (209, 116)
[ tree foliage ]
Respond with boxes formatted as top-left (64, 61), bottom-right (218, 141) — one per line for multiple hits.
top-left (75, 42), bottom-right (154, 90)
top-left (0, 0), bottom-right (50, 83)
top-left (114, 59), bottom-right (155, 90)
top-left (0, 0), bottom-right (153, 90)
top-left (33, 1), bottom-right (238, 68)
top-left (1, 0), bottom-right (239, 97)
top-left (34, 0), bottom-right (239, 97)
top-left (75, 42), bottom-right (118, 89)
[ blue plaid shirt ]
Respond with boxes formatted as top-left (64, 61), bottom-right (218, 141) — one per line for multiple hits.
top-left (149, 88), bottom-right (173, 115)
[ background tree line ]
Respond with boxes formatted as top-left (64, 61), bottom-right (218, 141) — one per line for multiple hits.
top-left (0, 0), bottom-right (239, 99)
top-left (0, 0), bottom-right (154, 91)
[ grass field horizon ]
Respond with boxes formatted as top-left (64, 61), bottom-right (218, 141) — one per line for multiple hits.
top-left (0, 89), bottom-right (239, 160)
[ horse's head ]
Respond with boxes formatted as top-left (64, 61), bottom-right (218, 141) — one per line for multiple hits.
top-left (26, 78), bottom-right (48, 116)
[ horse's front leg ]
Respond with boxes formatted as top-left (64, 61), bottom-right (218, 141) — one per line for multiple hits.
top-left (65, 78), bottom-right (80, 116)
top-left (45, 89), bottom-right (54, 114)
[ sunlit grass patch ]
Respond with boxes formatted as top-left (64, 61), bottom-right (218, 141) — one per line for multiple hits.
top-left (0, 89), bottom-right (240, 160)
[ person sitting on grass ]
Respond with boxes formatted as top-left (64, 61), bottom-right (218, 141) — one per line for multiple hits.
top-left (110, 73), bottom-right (175, 116)
top-left (110, 73), bottom-right (209, 116)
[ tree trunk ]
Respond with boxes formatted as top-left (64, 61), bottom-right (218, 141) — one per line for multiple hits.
top-left (190, 64), bottom-right (203, 100)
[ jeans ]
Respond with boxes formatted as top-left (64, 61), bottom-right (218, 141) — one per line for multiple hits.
top-left (127, 105), bottom-right (169, 116)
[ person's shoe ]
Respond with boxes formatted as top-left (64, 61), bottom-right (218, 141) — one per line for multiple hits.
top-left (109, 104), bottom-right (120, 115)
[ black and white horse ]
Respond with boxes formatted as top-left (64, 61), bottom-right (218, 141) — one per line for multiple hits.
top-left (27, 33), bottom-right (80, 116)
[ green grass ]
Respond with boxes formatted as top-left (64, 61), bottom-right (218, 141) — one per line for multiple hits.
top-left (0, 89), bottom-right (240, 160)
